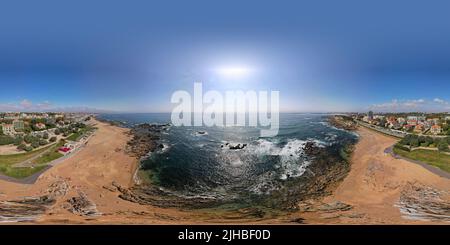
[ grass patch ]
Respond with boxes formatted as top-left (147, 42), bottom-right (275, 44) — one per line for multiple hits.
top-left (0, 144), bottom-right (54, 165)
top-left (66, 131), bottom-right (83, 141)
top-left (32, 150), bottom-right (64, 165)
top-left (0, 165), bottom-right (48, 179)
top-left (393, 146), bottom-right (450, 173)
top-left (66, 126), bottom-right (95, 141)
top-left (32, 140), bottom-right (66, 165)
top-left (0, 141), bottom-right (63, 178)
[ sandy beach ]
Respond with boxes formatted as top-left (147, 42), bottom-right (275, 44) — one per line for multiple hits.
top-left (0, 119), bottom-right (194, 224)
top-left (0, 120), bottom-right (449, 224)
top-left (299, 126), bottom-right (450, 224)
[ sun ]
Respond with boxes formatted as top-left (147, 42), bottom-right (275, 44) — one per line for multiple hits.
top-left (215, 66), bottom-right (253, 78)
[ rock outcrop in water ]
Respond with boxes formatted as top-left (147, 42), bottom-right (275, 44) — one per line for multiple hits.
top-left (222, 143), bottom-right (247, 150)
top-left (328, 115), bottom-right (357, 131)
top-left (264, 141), bottom-right (354, 210)
top-left (125, 123), bottom-right (170, 158)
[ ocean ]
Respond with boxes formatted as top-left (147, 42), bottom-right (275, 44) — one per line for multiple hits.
top-left (98, 113), bottom-right (358, 208)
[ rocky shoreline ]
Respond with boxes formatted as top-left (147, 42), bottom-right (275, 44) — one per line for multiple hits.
top-left (0, 178), bottom-right (69, 222)
top-left (264, 141), bottom-right (354, 210)
top-left (125, 123), bottom-right (170, 159)
top-left (328, 115), bottom-right (357, 131)
top-left (114, 122), bottom-right (357, 217)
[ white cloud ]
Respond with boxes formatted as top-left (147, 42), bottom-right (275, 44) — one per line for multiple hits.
top-left (36, 101), bottom-right (53, 110)
top-left (0, 99), bottom-right (53, 112)
top-left (369, 98), bottom-right (450, 112)
top-left (0, 99), bottom-right (112, 113)
top-left (433, 98), bottom-right (448, 105)
top-left (19, 99), bottom-right (33, 109)
top-left (0, 102), bottom-right (21, 111)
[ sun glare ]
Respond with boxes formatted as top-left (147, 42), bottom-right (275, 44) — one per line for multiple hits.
top-left (215, 66), bottom-right (252, 77)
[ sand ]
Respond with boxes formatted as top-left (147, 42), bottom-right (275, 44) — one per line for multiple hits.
top-left (299, 126), bottom-right (450, 224)
top-left (0, 144), bottom-right (21, 155)
top-left (0, 119), bottom-right (194, 224)
top-left (1, 121), bottom-right (448, 224)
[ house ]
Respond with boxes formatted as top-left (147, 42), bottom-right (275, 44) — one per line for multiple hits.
top-left (407, 115), bottom-right (426, 121)
top-left (35, 122), bottom-right (46, 130)
top-left (413, 124), bottom-right (424, 134)
top-left (427, 118), bottom-right (440, 125)
top-left (58, 147), bottom-right (71, 153)
top-left (397, 117), bottom-right (406, 124)
top-left (403, 124), bottom-right (415, 131)
top-left (394, 123), bottom-right (403, 130)
top-left (407, 119), bottom-right (418, 126)
top-left (430, 125), bottom-right (442, 135)
top-left (1, 124), bottom-right (15, 135)
top-left (422, 121), bottom-right (432, 129)
top-left (13, 120), bottom-right (24, 131)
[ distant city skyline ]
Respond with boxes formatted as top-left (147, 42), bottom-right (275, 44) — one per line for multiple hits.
top-left (1, 1), bottom-right (450, 113)
top-left (1, 97), bottom-right (450, 114)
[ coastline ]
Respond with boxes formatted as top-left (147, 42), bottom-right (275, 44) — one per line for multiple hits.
top-left (1, 119), bottom-right (448, 224)
top-left (298, 125), bottom-right (450, 224)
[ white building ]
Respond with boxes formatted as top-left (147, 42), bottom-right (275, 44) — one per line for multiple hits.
top-left (1, 124), bottom-right (16, 135)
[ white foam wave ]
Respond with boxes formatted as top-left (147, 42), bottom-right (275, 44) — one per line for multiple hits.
top-left (250, 139), bottom-right (313, 180)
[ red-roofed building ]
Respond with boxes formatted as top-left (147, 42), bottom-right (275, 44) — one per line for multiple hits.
top-left (407, 120), bottom-right (418, 126)
top-left (430, 125), bottom-right (442, 135)
top-left (59, 147), bottom-right (71, 153)
top-left (414, 124), bottom-right (424, 134)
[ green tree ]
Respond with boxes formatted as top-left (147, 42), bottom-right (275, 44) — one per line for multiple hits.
top-left (13, 136), bottom-right (23, 146)
top-left (438, 140), bottom-right (449, 152)
top-left (0, 135), bottom-right (14, 145)
top-left (425, 136), bottom-right (434, 146)
top-left (31, 141), bottom-right (39, 149)
top-left (49, 136), bottom-right (57, 142)
top-left (24, 135), bottom-right (32, 144)
top-left (410, 137), bottom-right (419, 147)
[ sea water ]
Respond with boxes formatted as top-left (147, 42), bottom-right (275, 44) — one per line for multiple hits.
top-left (98, 113), bottom-right (358, 205)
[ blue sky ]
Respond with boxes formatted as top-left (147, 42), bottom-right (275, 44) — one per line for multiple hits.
top-left (1, 0), bottom-right (450, 113)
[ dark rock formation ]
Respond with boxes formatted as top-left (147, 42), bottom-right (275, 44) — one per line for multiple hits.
top-left (262, 141), bottom-right (353, 210)
top-left (328, 115), bottom-right (357, 131)
top-left (227, 143), bottom-right (247, 150)
top-left (397, 182), bottom-right (450, 222)
top-left (0, 178), bottom-right (69, 222)
top-left (115, 181), bottom-right (220, 209)
top-left (67, 191), bottom-right (100, 217)
top-left (125, 123), bottom-right (170, 159)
